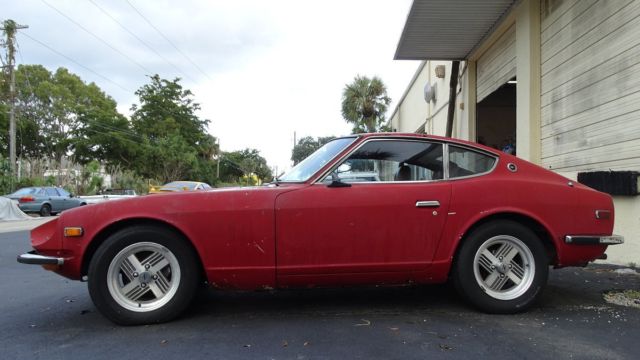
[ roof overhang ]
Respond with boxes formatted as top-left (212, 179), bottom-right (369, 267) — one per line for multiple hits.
top-left (395, 0), bottom-right (517, 60)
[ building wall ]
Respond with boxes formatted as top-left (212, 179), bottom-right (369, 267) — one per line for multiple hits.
top-left (539, 0), bottom-right (640, 265)
top-left (540, 0), bottom-right (640, 172)
top-left (389, 61), bottom-right (454, 136)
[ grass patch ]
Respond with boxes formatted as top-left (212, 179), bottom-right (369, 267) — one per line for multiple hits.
top-left (604, 290), bottom-right (640, 308)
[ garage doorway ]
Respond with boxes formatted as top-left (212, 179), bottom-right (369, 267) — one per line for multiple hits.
top-left (476, 78), bottom-right (516, 154)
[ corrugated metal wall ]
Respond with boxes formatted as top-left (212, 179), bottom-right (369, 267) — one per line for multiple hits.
top-left (476, 23), bottom-right (516, 102)
top-left (540, 0), bottom-right (640, 171)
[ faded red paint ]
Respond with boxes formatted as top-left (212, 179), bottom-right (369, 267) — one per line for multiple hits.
top-left (29, 133), bottom-right (616, 289)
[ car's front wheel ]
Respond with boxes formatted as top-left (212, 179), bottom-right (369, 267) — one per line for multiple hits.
top-left (88, 225), bottom-right (201, 325)
top-left (452, 220), bottom-right (549, 313)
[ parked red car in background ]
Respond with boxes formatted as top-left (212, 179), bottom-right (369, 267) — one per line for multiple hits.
top-left (18, 133), bottom-right (623, 325)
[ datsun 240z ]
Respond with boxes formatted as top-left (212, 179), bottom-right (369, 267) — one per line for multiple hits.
top-left (18, 133), bottom-right (623, 325)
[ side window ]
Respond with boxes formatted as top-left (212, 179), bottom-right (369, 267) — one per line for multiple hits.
top-left (327, 140), bottom-right (444, 183)
top-left (57, 188), bottom-right (70, 197)
top-left (448, 145), bottom-right (496, 179)
top-left (45, 188), bottom-right (59, 196)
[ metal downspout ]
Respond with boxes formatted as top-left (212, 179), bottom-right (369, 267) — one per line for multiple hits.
top-left (445, 61), bottom-right (460, 137)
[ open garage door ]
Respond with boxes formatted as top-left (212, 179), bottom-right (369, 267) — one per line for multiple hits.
top-left (476, 23), bottom-right (517, 153)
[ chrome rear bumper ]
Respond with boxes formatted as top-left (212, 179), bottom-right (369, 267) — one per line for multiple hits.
top-left (565, 235), bottom-right (624, 245)
top-left (17, 251), bottom-right (64, 265)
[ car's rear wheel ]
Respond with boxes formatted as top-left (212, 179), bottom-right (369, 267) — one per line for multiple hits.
top-left (88, 225), bottom-right (200, 325)
top-left (452, 220), bottom-right (549, 313)
top-left (39, 204), bottom-right (51, 217)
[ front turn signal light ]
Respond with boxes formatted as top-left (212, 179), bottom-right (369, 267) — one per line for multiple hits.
top-left (64, 227), bottom-right (84, 237)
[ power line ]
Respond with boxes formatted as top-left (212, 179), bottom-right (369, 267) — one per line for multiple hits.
top-left (40, 0), bottom-right (153, 75)
top-left (125, 0), bottom-right (213, 81)
top-left (87, 0), bottom-right (198, 84)
top-left (18, 31), bottom-right (132, 94)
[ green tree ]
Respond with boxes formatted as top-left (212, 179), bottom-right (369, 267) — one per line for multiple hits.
top-left (220, 148), bottom-right (272, 184)
top-left (291, 136), bottom-right (335, 165)
top-left (341, 75), bottom-right (391, 133)
top-left (12, 65), bottom-right (126, 179)
top-left (130, 75), bottom-right (215, 183)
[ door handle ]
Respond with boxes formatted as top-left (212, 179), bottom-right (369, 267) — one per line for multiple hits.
top-left (415, 201), bottom-right (440, 208)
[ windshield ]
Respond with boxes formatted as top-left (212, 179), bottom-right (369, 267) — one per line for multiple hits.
top-left (279, 137), bottom-right (356, 182)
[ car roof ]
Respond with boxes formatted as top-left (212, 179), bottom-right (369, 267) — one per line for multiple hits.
top-left (346, 133), bottom-right (501, 156)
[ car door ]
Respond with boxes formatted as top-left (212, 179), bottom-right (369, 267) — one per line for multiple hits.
top-left (55, 187), bottom-right (75, 210)
top-left (45, 187), bottom-right (65, 212)
top-left (276, 139), bottom-right (451, 285)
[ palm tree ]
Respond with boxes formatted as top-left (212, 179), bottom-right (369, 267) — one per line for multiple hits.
top-left (341, 75), bottom-right (391, 133)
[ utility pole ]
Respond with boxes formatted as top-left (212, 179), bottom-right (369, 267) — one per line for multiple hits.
top-left (1, 20), bottom-right (28, 177)
top-left (216, 139), bottom-right (221, 179)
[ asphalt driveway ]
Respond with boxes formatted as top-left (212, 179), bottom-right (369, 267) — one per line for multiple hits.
top-left (1, 228), bottom-right (639, 360)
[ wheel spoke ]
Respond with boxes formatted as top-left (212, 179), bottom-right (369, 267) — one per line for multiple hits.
top-left (122, 281), bottom-right (148, 302)
top-left (141, 252), bottom-right (164, 267)
top-left (488, 273), bottom-right (509, 291)
top-left (126, 254), bottom-right (144, 273)
top-left (507, 270), bottom-right (522, 285)
top-left (481, 249), bottom-right (499, 264)
top-left (120, 278), bottom-right (141, 294)
top-left (477, 252), bottom-right (494, 273)
top-left (494, 243), bottom-right (514, 260)
top-left (119, 258), bottom-right (137, 281)
top-left (154, 271), bottom-right (171, 293)
top-left (148, 282), bottom-right (165, 299)
top-left (149, 258), bottom-right (170, 274)
top-left (483, 272), bottom-right (498, 288)
top-left (510, 261), bottom-right (525, 279)
top-left (503, 246), bottom-right (520, 263)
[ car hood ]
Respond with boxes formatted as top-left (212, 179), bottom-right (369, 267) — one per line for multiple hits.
top-left (59, 184), bottom-right (304, 221)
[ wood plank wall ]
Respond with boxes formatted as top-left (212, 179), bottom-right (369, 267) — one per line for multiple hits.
top-left (540, 0), bottom-right (640, 171)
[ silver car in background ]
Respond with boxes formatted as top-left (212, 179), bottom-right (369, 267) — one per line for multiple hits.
top-left (5, 187), bottom-right (86, 216)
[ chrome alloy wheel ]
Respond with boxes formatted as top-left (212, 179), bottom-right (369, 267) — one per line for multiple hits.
top-left (472, 235), bottom-right (535, 300)
top-left (106, 242), bottom-right (181, 312)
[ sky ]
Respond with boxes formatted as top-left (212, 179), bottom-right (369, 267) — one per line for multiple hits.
top-left (3, 0), bottom-right (420, 174)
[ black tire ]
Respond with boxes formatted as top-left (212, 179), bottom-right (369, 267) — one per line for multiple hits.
top-left (88, 225), bottom-right (201, 325)
top-left (40, 204), bottom-right (51, 217)
top-left (452, 220), bottom-right (549, 314)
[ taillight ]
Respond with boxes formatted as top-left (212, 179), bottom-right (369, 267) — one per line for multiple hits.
top-left (19, 196), bottom-right (35, 203)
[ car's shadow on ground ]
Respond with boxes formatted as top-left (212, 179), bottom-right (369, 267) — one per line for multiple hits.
top-left (185, 283), bottom-right (467, 320)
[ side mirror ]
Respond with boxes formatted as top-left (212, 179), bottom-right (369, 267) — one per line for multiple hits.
top-left (327, 172), bottom-right (351, 188)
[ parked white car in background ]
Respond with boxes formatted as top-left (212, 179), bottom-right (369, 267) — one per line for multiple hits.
top-left (78, 189), bottom-right (138, 204)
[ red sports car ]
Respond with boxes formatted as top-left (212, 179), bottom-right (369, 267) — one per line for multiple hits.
top-left (18, 133), bottom-right (623, 325)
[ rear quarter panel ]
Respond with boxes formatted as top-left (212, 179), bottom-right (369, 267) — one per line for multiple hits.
top-left (434, 155), bottom-right (614, 274)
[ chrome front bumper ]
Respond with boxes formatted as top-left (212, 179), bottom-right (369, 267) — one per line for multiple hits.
top-left (565, 235), bottom-right (625, 245)
top-left (17, 251), bottom-right (64, 265)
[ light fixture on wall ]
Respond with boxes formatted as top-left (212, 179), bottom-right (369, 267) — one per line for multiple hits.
top-left (424, 82), bottom-right (437, 103)
top-left (435, 65), bottom-right (446, 78)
